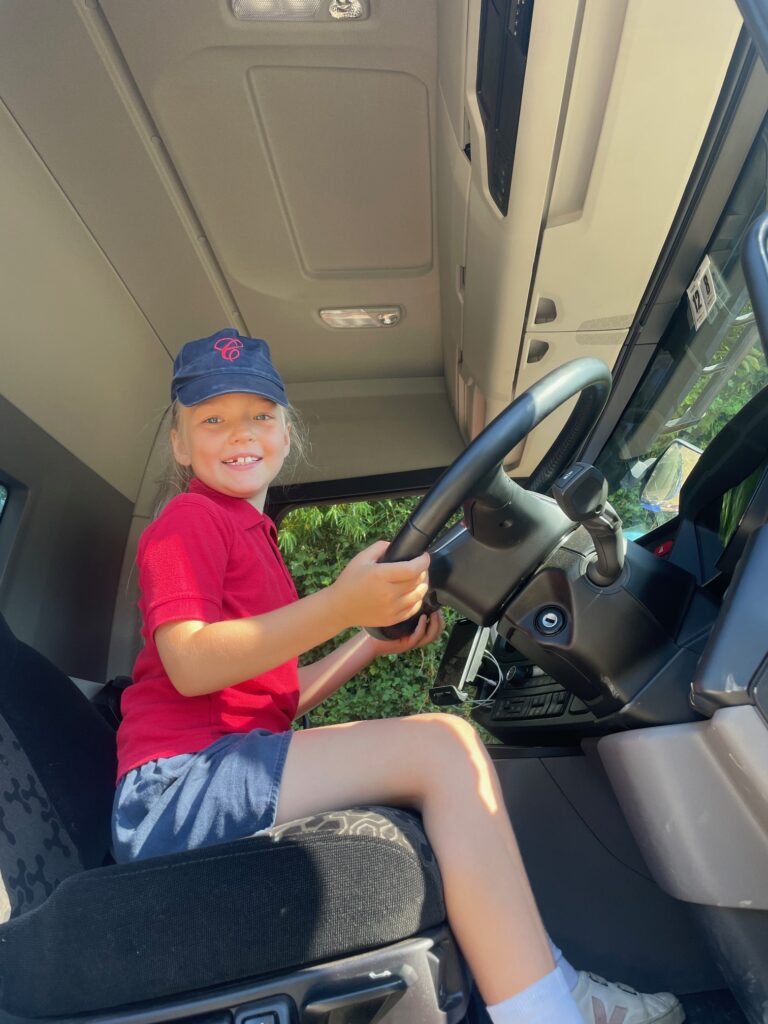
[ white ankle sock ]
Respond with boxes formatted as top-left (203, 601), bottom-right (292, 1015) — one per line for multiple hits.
top-left (548, 935), bottom-right (579, 991)
top-left (486, 967), bottom-right (583, 1024)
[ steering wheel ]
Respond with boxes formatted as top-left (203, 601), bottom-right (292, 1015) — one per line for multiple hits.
top-left (366, 357), bottom-right (612, 640)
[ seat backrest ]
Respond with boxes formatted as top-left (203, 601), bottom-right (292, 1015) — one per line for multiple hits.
top-left (0, 614), bottom-right (117, 921)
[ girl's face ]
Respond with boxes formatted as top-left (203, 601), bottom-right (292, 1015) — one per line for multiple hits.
top-left (171, 392), bottom-right (290, 510)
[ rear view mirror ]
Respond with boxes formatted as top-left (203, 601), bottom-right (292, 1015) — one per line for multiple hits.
top-left (640, 439), bottom-right (703, 514)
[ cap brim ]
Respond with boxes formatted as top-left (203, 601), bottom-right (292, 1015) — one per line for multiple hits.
top-left (174, 371), bottom-right (288, 407)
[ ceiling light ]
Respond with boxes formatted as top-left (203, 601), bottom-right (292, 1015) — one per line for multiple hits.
top-left (230, 0), bottom-right (367, 20)
top-left (329, 1), bottom-right (365, 17)
top-left (319, 307), bottom-right (402, 329)
top-left (231, 0), bottom-right (322, 20)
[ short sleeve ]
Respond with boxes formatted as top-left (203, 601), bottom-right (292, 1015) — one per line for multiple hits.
top-left (137, 497), bottom-right (232, 637)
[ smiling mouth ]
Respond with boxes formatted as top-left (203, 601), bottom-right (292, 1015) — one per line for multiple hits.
top-left (222, 456), bottom-right (262, 465)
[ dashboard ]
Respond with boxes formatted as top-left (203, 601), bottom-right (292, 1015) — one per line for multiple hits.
top-left (432, 394), bottom-right (768, 744)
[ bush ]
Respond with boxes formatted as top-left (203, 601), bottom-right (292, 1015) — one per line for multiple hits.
top-left (278, 498), bottom-right (466, 728)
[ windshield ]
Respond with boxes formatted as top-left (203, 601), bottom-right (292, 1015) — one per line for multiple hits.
top-left (597, 117), bottom-right (768, 540)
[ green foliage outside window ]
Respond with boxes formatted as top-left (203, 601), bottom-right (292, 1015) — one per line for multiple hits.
top-left (610, 320), bottom-right (768, 537)
top-left (279, 497), bottom-right (472, 729)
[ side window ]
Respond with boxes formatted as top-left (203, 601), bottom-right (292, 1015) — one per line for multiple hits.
top-left (598, 118), bottom-right (768, 539)
top-left (0, 484), bottom-right (7, 523)
top-left (278, 497), bottom-right (459, 727)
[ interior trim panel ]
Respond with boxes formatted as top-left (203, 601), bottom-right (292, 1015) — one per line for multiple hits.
top-left (599, 706), bottom-right (768, 910)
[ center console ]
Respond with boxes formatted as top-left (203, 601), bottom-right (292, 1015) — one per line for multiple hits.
top-left (431, 619), bottom-right (599, 745)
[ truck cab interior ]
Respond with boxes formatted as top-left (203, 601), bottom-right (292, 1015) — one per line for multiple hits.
top-left (1, 1), bottom-right (768, 1023)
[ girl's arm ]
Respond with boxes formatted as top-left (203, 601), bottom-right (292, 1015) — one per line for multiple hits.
top-left (295, 612), bottom-right (444, 717)
top-left (156, 541), bottom-right (430, 698)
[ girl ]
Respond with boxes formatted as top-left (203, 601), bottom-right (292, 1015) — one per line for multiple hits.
top-left (113, 329), bottom-right (684, 1024)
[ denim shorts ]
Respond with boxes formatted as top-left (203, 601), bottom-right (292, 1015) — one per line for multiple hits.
top-left (112, 729), bottom-right (292, 863)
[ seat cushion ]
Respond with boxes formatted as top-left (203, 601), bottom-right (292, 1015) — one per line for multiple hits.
top-left (0, 805), bottom-right (445, 1017)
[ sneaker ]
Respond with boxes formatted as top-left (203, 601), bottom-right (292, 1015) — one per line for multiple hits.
top-left (572, 971), bottom-right (685, 1024)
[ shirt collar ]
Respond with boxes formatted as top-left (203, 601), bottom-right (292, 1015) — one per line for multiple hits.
top-left (188, 477), bottom-right (271, 532)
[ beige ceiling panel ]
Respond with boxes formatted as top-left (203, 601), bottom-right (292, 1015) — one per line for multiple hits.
top-left (0, 101), bottom-right (169, 500)
top-left (286, 378), bottom-right (464, 483)
top-left (0, 0), bottom-right (231, 351)
top-left (101, 0), bottom-right (438, 80)
top-left (145, 46), bottom-right (319, 296)
top-left (249, 67), bottom-right (431, 274)
top-left (529, 0), bottom-right (743, 334)
top-left (225, 280), bottom-right (442, 383)
top-left (100, 0), bottom-right (442, 385)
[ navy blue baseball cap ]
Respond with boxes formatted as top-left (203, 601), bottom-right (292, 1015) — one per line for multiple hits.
top-left (171, 329), bottom-right (288, 407)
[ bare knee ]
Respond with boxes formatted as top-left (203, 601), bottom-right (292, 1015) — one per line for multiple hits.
top-left (406, 713), bottom-right (492, 780)
top-left (406, 714), bottom-right (502, 817)
top-left (413, 712), bottom-right (485, 746)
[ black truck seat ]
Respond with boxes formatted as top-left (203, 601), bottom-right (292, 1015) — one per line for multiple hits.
top-left (0, 613), bottom-right (468, 1023)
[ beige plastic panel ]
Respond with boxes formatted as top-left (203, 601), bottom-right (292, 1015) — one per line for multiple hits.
top-left (249, 67), bottom-right (431, 274)
top-left (437, 134), bottom-right (472, 420)
top-left (0, 1), bottom-right (231, 352)
top-left (287, 377), bottom-right (465, 484)
top-left (0, 99), bottom-right (169, 500)
top-left (436, 0), bottom-right (471, 436)
top-left (101, 0), bottom-right (443, 385)
top-left (599, 707), bottom-right (768, 910)
top-left (510, 331), bottom-right (626, 476)
top-left (530, 0), bottom-right (743, 335)
top-left (452, 0), bottom-right (742, 470)
top-left (456, 0), bottom-right (582, 437)
top-left (437, 0), bottom-right (470, 152)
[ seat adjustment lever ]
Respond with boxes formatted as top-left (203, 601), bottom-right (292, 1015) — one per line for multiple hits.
top-left (302, 973), bottom-right (408, 1024)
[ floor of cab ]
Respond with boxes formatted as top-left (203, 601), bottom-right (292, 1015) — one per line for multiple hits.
top-left (679, 990), bottom-right (748, 1021)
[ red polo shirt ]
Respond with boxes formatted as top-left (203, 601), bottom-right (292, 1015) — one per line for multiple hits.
top-left (116, 478), bottom-right (299, 781)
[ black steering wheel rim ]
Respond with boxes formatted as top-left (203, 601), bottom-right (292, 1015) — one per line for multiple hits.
top-left (388, 357), bottom-right (611, 562)
top-left (366, 357), bottom-right (612, 639)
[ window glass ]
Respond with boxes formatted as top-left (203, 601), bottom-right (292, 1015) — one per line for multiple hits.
top-left (597, 118), bottom-right (768, 539)
top-left (719, 461), bottom-right (767, 545)
top-left (278, 497), bottom-right (464, 726)
top-left (0, 484), bottom-right (7, 523)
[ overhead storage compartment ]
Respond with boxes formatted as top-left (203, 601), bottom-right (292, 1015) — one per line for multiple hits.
top-left (448, 0), bottom-right (744, 476)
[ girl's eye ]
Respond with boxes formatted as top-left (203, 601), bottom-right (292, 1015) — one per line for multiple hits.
top-left (203, 416), bottom-right (222, 425)
top-left (254, 413), bottom-right (273, 421)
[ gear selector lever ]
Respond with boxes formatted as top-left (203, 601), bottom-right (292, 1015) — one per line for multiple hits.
top-left (552, 463), bottom-right (625, 586)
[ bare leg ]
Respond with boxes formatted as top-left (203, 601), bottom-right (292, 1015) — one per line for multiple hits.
top-left (275, 713), bottom-right (554, 1007)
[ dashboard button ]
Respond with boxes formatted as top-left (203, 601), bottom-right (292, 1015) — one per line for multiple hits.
top-left (546, 692), bottom-right (567, 716)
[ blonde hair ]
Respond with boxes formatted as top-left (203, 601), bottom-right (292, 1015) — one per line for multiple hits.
top-left (153, 398), bottom-right (309, 518)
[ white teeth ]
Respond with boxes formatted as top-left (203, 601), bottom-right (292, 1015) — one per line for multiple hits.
top-left (224, 456), bottom-right (260, 465)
